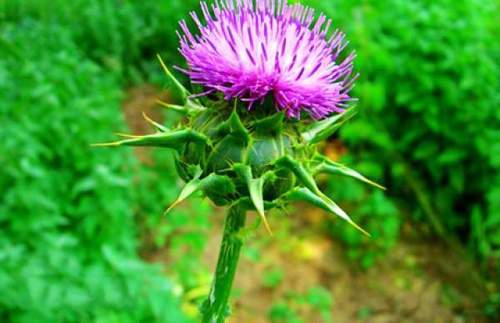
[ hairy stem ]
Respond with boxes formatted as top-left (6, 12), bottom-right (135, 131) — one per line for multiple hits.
top-left (201, 204), bottom-right (246, 323)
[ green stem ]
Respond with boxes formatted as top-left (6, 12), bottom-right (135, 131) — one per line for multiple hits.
top-left (201, 204), bottom-right (246, 323)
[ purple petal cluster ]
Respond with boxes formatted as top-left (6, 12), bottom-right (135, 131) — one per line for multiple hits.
top-left (177, 0), bottom-right (356, 119)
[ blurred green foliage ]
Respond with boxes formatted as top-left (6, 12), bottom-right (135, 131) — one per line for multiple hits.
top-left (307, 0), bottom-right (500, 271)
top-left (1, 0), bottom-right (198, 82)
top-left (0, 20), bottom-right (188, 322)
top-left (268, 286), bottom-right (333, 323)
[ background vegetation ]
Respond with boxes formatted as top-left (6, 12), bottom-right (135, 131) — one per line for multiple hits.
top-left (1, 0), bottom-right (498, 322)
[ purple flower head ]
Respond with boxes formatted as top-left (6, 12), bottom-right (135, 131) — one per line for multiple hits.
top-left (177, 0), bottom-right (357, 119)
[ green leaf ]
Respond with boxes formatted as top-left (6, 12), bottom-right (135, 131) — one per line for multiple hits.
top-left (157, 54), bottom-right (190, 100)
top-left (199, 173), bottom-right (237, 206)
top-left (252, 112), bottom-right (285, 135)
top-left (301, 107), bottom-right (357, 144)
top-left (233, 164), bottom-right (272, 235)
top-left (314, 154), bottom-right (386, 190)
top-left (276, 156), bottom-right (322, 195)
top-left (286, 187), bottom-right (370, 236)
top-left (206, 135), bottom-right (247, 172)
top-left (157, 100), bottom-right (206, 115)
top-left (276, 157), bottom-right (369, 235)
top-left (234, 197), bottom-right (278, 213)
top-left (164, 166), bottom-right (203, 214)
top-left (142, 111), bottom-right (168, 132)
top-left (157, 100), bottom-right (189, 114)
top-left (229, 108), bottom-right (250, 143)
top-left (157, 54), bottom-right (205, 113)
top-left (92, 129), bottom-right (209, 149)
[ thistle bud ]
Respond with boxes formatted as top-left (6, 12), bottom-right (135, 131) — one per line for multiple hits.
top-left (97, 0), bottom-right (384, 235)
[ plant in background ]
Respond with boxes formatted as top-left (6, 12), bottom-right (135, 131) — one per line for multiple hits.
top-left (328, 179), bottom-right (400, 269)
top-left (306, 0), bottom-right (499, 270)
top-left (268, 286), bottom-right (333, 323)
top-left (2, 0), bottom-right (199, 82)
top-left (307, 0), bottom-right (498, 315)
top-left (0, 21), bottom-right (186, 323)
top-left (97, 0), bottom-right (383, 321)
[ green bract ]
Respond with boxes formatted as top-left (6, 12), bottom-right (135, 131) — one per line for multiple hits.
top-left (97, 56), bottom-right (384, 235)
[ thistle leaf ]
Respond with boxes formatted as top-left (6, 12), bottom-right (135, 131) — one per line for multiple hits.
top-left (113, 133), bottom-right (144, 138)
top-left (157, 54), bottom-right (190, 100)
top-left (92, 129), bottom-right (209, 149)
top-left (252, 112), bottom-right (285, 135)
top-left (235, 197), bottom-right (278, 213)
top-left (157, 100), bottom-right (189, 113)
top-left (233, 164), bottom-right (272, 235)
top-left (206, 136), bottom-right (246, 172)
top-left (185, 100), bottom-right (207, 112)
top-left (157, 55), bottom-right (207, 114)
top-left (164, 166), bottom-right (203, 215)
top-left (286, 187), bottom-right (370, 236)
top-left (229, 109), bottom-right (250, 143)
top-left (276, 156), bottom-right (321, 195)
top-left (142, 111), bottom-right (168, 132)
top-left (314, 154), bottom-right (386, 190)
top-left (199, 173), bottom-right (238, 206)
top-left (286, 187), bottom-right (330, 212)
top-left (302, 107), bottom-right (357, 144)
top-left (277, 157), bottom-right (369, 236)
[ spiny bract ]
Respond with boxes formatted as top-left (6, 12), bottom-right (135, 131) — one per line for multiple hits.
top-left (95, 0), bottom-right (384, 235)
top-left (95, 58), bottom-right (383, 235)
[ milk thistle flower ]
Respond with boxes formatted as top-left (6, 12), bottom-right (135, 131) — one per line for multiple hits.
top-left (177, 0), bottom-right (356, 119)
top-left (96, 1), bottom-right (383, 322)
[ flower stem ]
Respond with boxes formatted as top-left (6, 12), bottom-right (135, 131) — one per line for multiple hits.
top-left (201, 204), bottom-right (246, 323)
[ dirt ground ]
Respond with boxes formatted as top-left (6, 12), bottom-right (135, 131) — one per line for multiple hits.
top-left (124, 85), bottom-right (491, 323)
top-left (202, 209), bottom-right (485, 323)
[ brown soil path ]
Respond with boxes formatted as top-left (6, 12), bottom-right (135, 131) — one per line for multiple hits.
top-left (203, 209), bottom-right (482, 323)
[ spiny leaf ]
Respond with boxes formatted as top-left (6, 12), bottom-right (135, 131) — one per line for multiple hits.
top-left (157, 100), bottom-right (189, 113)
top-left (229, 107), bottom-right (250, 142)
top-left (185, 99), bottom-right (207, 112)
top-left (252, 111), bottom-right (285, 135)
top-left (277, 157), bottom-right (369, 236)
top-left (276, 156), bottom-right (321, 195)
top-left (113, 133), bottom-right (144, 139)
top-left (199, 173), bottom-right (236, 195)
top-left (92, 129), bottom-right (209, 149)
top-left (302, 107), bottom-right (357, 144)
top-left (157, 55), bottom-right (206, 113)
top-left (233, 164), bottom-right (272, 235)
top-left (157, 54), bottom-right (190, 100)
top-left (234, 197), bottom-right (278, 213)
top-left (314, 154), bottom-right (386, 190)
top-left (286, 187), bottom-right (370, 236)
top-left (205, 135), bottom-right (246, 172)
top-left (142, 111), bottom-right (168, 132)
top-left (199, 173), bottom-right (237, 206)
top-left (164, 166), bottom-right (203, 215)
top-left (157, 99), bottom-right (206, 114)
top-left (249, 177), bottom-right (271, 235)
top-left (286, 187), bottom-right (330, 212)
